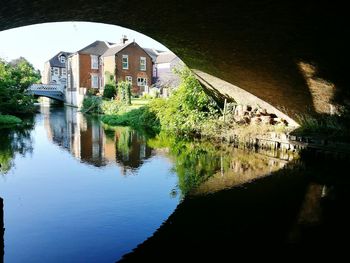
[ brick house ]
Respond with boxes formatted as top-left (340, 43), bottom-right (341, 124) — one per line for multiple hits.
top-left (101, 38), bottom-right (153, 96)
top-left (66, 40), bottom-right (112, 106)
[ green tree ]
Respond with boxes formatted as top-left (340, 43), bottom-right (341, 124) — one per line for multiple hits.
top-left (148, 67), bottom-right (219, 136)
top-left (103, 71), bottom-right (117, 99)
top-left (117, 81), bottom-right (131, 105)
top-left (103, 84), bottom-right (117, 99)
top-left (0, 57), bottom-right (41, 115)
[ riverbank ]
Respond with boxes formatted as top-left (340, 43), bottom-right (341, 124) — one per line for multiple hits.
top-left (0, 114), bottom-right (22, 126)
top-left (84, 67), bottom-right (350, 155)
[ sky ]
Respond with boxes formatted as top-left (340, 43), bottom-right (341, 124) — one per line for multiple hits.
top-left (0, 22), bottom-right (169, 73)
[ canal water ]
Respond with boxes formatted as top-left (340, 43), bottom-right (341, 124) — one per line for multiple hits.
top-left (1, 106), bottom-right (349, 262)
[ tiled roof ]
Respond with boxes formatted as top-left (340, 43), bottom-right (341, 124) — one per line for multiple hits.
top-left (101, 42), bottom-right (131, 57)
top-left (48, 51), bottom-right (72, 68)
top-left (78, 40), bottom-right (111, 56)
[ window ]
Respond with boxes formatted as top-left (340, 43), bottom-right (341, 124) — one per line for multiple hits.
top-left (122, 55), bottom-right (129, 69)
top-left (61, 68), bottom-right (67, 75)
top-left (91, 55), bottom-right (99, 69)
top-left (91, 75), bottom-right (99, 88)
top-left (137, 77), bottom-right (147, 86)
top-left (140, 57), bottom-right (146, 71)
top-left (60, 56), bottom-right (66, 63)
top-left (126, 76), bottom-right (132, 84)
top-left (53, 67), bottom-right (59, 76)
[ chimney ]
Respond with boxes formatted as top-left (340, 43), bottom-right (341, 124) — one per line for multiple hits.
top-left (121, 35), bottom-right (128, 44)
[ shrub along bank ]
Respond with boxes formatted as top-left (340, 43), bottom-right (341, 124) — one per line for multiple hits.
top-left (100, 67), bottom-right (222, 138)
top-left (0, 57), bottom-right (40, 128)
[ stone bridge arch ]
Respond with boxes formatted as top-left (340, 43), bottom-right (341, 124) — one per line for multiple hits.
top-left (1, 0), bottom-right (349, 122)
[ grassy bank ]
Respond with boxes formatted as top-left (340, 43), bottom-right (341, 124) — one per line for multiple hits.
top-left (101, 106), bottom-right (160, 136)
top-left (99, 67), bottom-right (350, 146)
top-left (99, 67), bottom-right (292, 144)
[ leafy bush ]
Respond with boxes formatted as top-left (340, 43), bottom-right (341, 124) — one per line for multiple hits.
top-left (103, 84), bottom-right (117, 99)
top-left (101, 67), bottom-right (220, 138)
top-left (101, 100), bottom-right (121, 115)
top-left (101, 106), bottom-right (160, 135)
top-left (148, 67), bottom-right (219, 136)
top-left (0, 114), bottom-right (22, 125)
top-left (117, 81), bottom-right (131, 105)
top-left (81, 96), bottom-right (102, 114)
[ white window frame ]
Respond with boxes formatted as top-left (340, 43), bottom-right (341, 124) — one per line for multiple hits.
top-left (140, 57), bottom-right (146, 71)
top-left (61, 68), bottom-right (67, 75)
top-left (53, 67), bottom-right (59, 76)
top-left (91, 55), bottom-right (99, 69)
top-left (60, 56), bottom-right (66, 63)
top-left (126, 76), bottom-right (132, 84)
top-left (91, 74), bottom-right (99, 88)
top-left (122, 55), bottom-right (129, 70)
top-left (137, 77), bottom-right (147, 86)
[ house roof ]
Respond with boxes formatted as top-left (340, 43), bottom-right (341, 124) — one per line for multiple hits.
top-left (48, 51), bottom-right (72, 68)
top-left (101, 42), bottom-right (132, 57)
top-left (101, 42), bottom-right (154, 62)
top-left (156, 51), bottom-right (178, 64)
top-left (143, 48), bottom-right (164, 62)
top-left (78, 40), bottom-right (112, 56)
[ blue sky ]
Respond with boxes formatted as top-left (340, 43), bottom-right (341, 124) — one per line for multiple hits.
top-left (0, 22), bottom-right (169, 73)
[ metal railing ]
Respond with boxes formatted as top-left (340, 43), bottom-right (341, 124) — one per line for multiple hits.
top-left (28, 83), bottom-right (64, 93)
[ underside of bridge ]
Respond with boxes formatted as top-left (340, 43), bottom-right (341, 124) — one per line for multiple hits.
top-left (1, 0), bottom-right (349, 120)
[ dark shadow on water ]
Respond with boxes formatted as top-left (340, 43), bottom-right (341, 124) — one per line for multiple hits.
top-left (119, 153), bottom-right (350, 261)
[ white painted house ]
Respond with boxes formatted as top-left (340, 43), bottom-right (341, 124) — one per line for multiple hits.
top-left (42, 52), bottom-right (72, 85)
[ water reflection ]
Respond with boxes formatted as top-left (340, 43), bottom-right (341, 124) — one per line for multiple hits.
top-left (148, 132), bottom-right (298, 196)
top-left (2, 106), bottom-right (315, 262)
top-left (42, 106), bottom-right (153, 172)
top-left (0, 126), bottom-right (33, 175)
top-left (42, 106), bottom-right (298, 190)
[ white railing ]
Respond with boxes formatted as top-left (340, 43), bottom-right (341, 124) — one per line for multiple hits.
top-left (29, 83), bottom-right (64, 93)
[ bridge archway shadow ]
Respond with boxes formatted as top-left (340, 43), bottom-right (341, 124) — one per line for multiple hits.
top-left (1, 0), bottom-right (349, 122)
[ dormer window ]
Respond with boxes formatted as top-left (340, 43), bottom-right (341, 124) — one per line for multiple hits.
top-left (59, 56), bottom-right (66, 63)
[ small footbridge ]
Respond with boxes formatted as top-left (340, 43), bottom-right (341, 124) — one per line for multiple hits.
top-left (28, 84), bottom-right (65, 101)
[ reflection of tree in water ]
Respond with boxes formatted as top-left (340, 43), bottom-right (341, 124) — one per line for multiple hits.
top-left (148, 133), bottom-right (220, 195)
top-left (148, 132), bottom-right (295, 196)
top-left (113, 126), bottom-right (153, 174)
top-left (0, 126), bottom-right (34, 175)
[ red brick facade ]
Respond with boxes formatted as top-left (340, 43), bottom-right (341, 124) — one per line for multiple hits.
top-left (114, 43), bottom-right (153, 95)
top-left (79, 54), bottom-right (101, 89)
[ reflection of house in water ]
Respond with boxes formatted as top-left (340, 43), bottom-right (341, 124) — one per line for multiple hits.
top-left (113, 127), bottom-right (153, 174)
top-left (44, 106), bottom-right (106, 167)
top-left (43, 107), bottom-right (153, 171)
